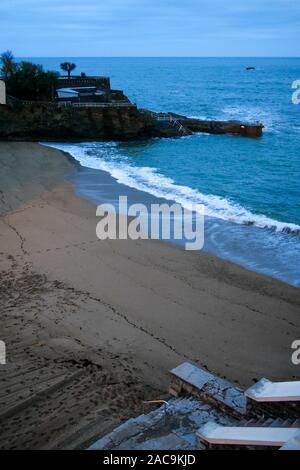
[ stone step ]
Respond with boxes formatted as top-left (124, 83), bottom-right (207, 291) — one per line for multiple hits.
top-left (270, 418), bottom-right (289, 427)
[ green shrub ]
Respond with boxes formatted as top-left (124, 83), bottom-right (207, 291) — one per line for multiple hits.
top-left (1, 51), bottom-right (59, 101)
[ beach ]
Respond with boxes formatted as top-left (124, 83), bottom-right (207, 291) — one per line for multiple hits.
top-left (0, 141), bottom-right (299, 450)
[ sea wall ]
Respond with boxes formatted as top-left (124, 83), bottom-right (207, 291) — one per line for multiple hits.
top-left (0, 101), bottom-right (153, 141)
top-left (55, 76), bottom-right (111, 90)
top-left (0, 101), bottom-right (264, 141)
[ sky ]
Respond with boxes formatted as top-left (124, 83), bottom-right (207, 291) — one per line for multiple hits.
top-left (0, 0), bottom-right (299, 57)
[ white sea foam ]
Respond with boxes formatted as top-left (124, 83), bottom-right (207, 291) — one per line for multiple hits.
top-left (45, 143), bottom-right (300, 235)
top-left (220, 106), bottom-right (276, 132)
top-left (187, 115), bottom-right (208, 120)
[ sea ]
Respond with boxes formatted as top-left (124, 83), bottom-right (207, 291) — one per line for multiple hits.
top-left (24, 57), bottom-right (300, 286)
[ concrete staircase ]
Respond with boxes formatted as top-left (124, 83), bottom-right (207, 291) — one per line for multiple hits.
top-left (89, 397), bottom-right (238, 450)
top-left (240, 416), bottom-right (300, 428)
top-left (165, 117), bottom-right (192, 136)
top-left (150, 113), bottom-right (193, 137)
top-left (89, 362), bottom-right (300, 451)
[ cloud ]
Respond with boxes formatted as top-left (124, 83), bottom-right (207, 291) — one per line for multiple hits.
top-left (0, 0), bottom-right (299, 56)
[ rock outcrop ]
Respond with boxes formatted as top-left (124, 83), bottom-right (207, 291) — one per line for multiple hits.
top-left (0, 101), bottom-right (154, 141)
top-left (0, 99), bottom-right (264, 141)
top-left (145, 111), bottom-right (264, 138)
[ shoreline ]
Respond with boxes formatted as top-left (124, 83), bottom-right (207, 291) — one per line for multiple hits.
top-left (44, 141), bottom-right (300, 287)
top-left (0, 141), bottom-right (299, 449)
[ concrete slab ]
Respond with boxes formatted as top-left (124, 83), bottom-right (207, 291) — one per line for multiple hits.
top-left (170, 362), bottom-right (247, 416)
top-left (197, 421), bottom-right (300, 447)
top-left (280, 432), bottom-right (300, 450)
top-left (245, 378), bottom-right (300, 402)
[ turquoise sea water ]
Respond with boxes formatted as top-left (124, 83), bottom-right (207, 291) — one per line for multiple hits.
top-left (29, 57), bottom-right (300, 285)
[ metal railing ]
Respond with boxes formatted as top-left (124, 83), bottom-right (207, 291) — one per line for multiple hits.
top-left (7, 96), bottom-right (135, 109)
top-left (58, 101), bottom-right (135, 108)
top-left (142, 400), bottom-right (170, 424)
top-left (155, 113), bottom-right (191, 136)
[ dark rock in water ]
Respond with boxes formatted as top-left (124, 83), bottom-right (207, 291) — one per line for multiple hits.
top-left (141, 111), bottom-right (264, 138)
top-left (149, 112), bottom-right (264, 138)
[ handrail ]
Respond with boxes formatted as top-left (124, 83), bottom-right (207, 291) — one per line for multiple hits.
top-left (7, 96), bottom-right (134, 108)
top-left (142, 400), bottom-right (170, 423)
top-left (142, 400), bottom-right (169, 406)
top-left (152, 113), bottom-right (191, 136)
top-left (58, 101), bottom-right (134, 108)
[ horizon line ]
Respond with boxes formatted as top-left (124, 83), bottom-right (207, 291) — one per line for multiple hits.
top-left (13, 55), bottom-right (300, 60)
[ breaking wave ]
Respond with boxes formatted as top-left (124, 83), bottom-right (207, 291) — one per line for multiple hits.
top-left (45, 142), bottom-right (300, 235)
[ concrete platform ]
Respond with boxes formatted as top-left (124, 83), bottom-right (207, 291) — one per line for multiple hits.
top-left (245, 378), bottom-right (300, 402)
top-left (197, 421), bottom-right (300, 447)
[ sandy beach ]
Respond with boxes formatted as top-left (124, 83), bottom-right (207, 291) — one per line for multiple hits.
top-left (0, 141), bottom-right (299, 450)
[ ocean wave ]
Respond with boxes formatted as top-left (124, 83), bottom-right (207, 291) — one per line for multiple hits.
top-left (45, 143), bottom-right (300, 235)
top-left (220, 106), bottom-right (275, 131)
top-left (187, 115), bottom-right (208, 120)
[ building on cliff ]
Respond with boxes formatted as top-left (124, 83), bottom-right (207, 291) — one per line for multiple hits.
top-left (0, 74), bottom-right (264, 140)
top-left (55, 76), bottom-right (110, 103)
top-left (54, 75), bottom-right (130, 105)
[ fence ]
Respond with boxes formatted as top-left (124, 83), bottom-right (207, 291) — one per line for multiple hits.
top-left (7, 96), bottom-right (136, 109)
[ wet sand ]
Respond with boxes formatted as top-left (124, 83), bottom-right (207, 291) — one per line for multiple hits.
top-left (0, 142), bottom-right (299, 449)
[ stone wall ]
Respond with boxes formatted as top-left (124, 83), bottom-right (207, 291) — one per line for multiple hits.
top-left (0, 101), bottom-right (154, 141)
top-left (55, 76), bottom-right (111, 90)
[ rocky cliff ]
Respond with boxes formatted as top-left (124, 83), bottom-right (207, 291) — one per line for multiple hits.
top-left (0, 101), bottom-right (263, 141)
top-left (0, 101), bottom-right (154, 141)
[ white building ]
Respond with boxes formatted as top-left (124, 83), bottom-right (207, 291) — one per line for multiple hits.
top-left (0, 80), bottom-right (6, 105)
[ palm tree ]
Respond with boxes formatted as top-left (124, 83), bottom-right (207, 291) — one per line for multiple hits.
top-left (60, 62), bottom-right (76, 78)
top-left (1, 50), bottom-right (16, 79)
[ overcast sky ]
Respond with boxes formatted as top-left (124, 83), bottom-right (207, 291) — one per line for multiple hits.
top-left (0, 0), bottom-right (299, 57)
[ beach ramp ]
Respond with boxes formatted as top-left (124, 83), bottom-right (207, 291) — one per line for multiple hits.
top-left (197, 422), bottom-right (300, 449)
